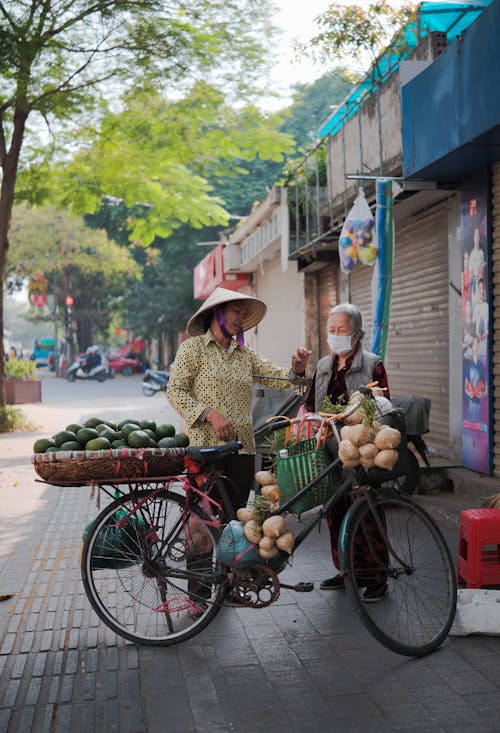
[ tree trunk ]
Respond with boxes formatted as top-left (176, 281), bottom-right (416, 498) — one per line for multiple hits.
top-left (0, 108), bottom-right (28, 408)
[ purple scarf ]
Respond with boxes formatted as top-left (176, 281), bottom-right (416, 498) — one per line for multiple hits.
top-left (215, 306), bottom-right (244, 346)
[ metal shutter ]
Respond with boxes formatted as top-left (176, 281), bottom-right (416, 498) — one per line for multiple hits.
top-left (349, 201), bottom-right (450, 456)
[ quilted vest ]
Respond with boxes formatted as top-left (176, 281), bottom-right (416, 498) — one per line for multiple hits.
top-left (313, 347), bottom-right (381, 413)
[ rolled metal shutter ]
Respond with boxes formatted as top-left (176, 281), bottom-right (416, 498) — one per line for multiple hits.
top-left (349, 201), bottom-right (450, 456)
top-left (491, 163), bottom-right (500, 474)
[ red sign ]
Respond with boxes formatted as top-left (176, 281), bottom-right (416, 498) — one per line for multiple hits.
top-left (193, 244), bottom-right (248, 300)
top-left (32, 293), bottom-right (47, 308)
top-left (65, 295), bottom-right (74, 306)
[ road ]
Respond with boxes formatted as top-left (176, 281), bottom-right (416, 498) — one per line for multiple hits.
top-left (0, 373), bottom-right (499, 732)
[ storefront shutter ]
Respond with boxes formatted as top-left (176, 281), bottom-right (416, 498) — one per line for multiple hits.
top-left (349, 201), bottom-right (450, 456)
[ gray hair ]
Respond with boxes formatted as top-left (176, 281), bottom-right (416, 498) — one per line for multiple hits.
top-left (328, 303), bottom-right (365, 340)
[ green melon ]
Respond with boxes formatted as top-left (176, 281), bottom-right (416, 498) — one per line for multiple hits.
top-left (140, 419), bottom-right (157, 432)
top-left (173, 433), bottom-right (190, 447)
top-left (111, 439), bottom-right (127, 448)
top-left (33, 437), bottom-right (57, 454)
top-left (121, 423), bottom-right (141, 439)
top-left (156, 423), bottom-right (176, 439)
top-left (84, 416), bottom-right (103, 428)
top-left (127, 430), bottom-right (152, 449)
top-left (76, 427), bottom-right (99, 444)
top-left (158, 436), bottom-right (176, 449)
top-left (60, 441), bottom-right (84, 451)
top-left (52, 430), bottom-right (77, 447)
top-left (65, 423), bottom-right (84, 434)
top-left (85, 437), bottom-right (111, 450)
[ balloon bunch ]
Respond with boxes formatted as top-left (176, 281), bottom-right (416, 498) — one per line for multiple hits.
top-left (339, 189), bottom-right (378, 273)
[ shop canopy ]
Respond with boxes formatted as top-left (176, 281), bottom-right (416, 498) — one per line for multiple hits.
top-left (318, 1), bottom-right (493, 139)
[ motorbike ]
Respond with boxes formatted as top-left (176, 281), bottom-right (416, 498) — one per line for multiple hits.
top-left (142, 368), bottom-right (170, 396)
top-left (67, 353), bottom-right (109, 383)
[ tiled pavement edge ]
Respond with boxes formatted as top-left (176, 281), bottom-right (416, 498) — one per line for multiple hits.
top-left (1, 381), bottom-right (500, 733)
top-left (0, 479), bottom-right (500, 732)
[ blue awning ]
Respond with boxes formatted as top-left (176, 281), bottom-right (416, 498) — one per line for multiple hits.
top-left (318, 1), bottom-right (493, 139)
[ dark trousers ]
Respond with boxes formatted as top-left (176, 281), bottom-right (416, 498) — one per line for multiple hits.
top-left (326, 495), bottom-right (389, 588)
top-left (187, 453), bottom-right (255, 601)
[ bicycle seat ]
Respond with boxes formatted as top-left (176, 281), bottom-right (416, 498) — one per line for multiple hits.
top-left (186, 442), bottom-right (243, 464)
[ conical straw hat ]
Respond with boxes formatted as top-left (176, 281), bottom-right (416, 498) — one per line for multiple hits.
top-left (187, 287), bottom-right (267, 336)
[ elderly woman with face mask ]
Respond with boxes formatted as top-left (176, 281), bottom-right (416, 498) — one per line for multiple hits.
top-left (304, 302), bottom-right (391, 603)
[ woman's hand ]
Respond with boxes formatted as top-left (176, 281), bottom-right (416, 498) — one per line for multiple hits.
top-left (291, 347), bottom-right (311, 375)
top-left (206, 409), bottom-right (237, 442)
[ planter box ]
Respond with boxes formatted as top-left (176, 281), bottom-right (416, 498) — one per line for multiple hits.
top-left (5, 380), bottom-right (42, 405)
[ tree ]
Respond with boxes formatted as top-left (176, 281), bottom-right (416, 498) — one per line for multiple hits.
top-left (0, 0), bottom-right (282, 406)
top-left (303, 1), bottom-right (417, 76)
top-left (8, 204), bottom-right (140, 351)
top-left (53, 83), bottom-right (292, 245)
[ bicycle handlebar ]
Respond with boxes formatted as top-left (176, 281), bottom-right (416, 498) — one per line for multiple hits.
top-left (263, 382), bottom-right (381, 434)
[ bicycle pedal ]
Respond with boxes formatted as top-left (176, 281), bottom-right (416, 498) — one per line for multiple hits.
top-left (280, 581), bottom-right (314, 593)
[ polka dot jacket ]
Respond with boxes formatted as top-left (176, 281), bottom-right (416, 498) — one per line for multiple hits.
top-left (166, 330), bottom-right (292, 454)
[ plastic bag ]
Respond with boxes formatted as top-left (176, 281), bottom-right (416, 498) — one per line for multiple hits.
top-left (339, 188), bottom-right (377, 273)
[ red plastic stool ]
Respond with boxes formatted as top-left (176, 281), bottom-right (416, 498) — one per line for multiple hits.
top-left (457, 508), bottom-right (500, 588)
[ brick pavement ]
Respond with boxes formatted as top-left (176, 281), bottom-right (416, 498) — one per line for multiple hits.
top-left (1, 383), bottom-right (500, 732)
top-left (0, 475), bottom-right (500, 732)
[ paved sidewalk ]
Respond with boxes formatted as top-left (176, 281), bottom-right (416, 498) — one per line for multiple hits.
top-left (1, 391), bottom-right (500, 732)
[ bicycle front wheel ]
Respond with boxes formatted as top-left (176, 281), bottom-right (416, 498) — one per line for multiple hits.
top-left (81, 488), bottom-right (227, 646)
top-left (339, 494), bottom-right (457, 657)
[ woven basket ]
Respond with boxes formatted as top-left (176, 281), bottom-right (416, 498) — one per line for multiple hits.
top-left (32, 446), bottom-right (187, 485)
top-left (276, 437), bottom-right (338, 514)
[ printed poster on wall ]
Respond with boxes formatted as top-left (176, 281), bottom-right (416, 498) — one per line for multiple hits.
top-left (461, 170), bottom-right (491, 474)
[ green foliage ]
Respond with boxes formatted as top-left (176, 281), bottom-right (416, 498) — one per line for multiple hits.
top-left (301, 1), bottom-right (418, 76)
top-left (281, 70), bottom-right (358, 144)
top-left (5, 359), bottom-right (39, 382)
top-left (52, 84), bottom-right (293, 245)
top-left (0, 406), bottom-right (34, 433)
top-left (0, 0), bottom-right (282, 403)
top-left (251, 494), bottom-right (273, 525)
top-left (322, 395), bottom-right (347, 415)
top-left (8, 204), bottom-right (141, 348)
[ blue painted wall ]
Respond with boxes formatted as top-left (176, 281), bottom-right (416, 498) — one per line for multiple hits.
top-left (402, 0), bottom-right (500, 180)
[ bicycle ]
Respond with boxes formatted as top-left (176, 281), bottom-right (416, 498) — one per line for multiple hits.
top-left (79, 390), bottom-right (457, 657)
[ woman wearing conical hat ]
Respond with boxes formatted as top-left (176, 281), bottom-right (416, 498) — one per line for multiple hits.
top-left (167, 286), bottom-right (310, 511)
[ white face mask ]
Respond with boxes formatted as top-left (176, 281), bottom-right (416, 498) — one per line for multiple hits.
top-left (327, 333), bottom-right (353, 355)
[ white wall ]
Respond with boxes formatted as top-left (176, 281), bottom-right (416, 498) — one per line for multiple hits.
top-left (252, 252), bottom-right (305, 368)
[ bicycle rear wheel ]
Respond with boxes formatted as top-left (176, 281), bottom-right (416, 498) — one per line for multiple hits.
top-left (339, 493), bottom-right (457, 657)
top-left (81, 488), bottom-right (227, 645)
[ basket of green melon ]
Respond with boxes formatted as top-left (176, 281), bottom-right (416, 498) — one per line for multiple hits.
top-left (32, 416), bottom-right (189, 484)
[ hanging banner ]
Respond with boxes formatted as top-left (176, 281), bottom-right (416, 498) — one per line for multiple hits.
top-left (461, 170), bottom-right (491, 474)
top-left (370, 179), bottom-right (398, 361)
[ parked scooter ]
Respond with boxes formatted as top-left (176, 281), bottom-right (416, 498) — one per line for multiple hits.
top-left (67, 348), bottom-right (108, 383)
top-left (142, 368), bottom-right (170, 396)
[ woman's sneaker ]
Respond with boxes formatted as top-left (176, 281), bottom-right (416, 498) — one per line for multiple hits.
top-left (320, 576), bottom-right (345, 590)
top-left (362, 584), bottom-right (388, 603)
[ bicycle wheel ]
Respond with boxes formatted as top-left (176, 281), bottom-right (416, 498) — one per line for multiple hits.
top-left (339, 493), bottom-right (457, 657)
top-left (81, 488), bottom-right (227, 645)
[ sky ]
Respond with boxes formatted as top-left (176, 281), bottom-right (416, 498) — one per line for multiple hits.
top-left (268, 0), bottom-right (332, 101)
top-left (268, 0), bottom-right (414, 104)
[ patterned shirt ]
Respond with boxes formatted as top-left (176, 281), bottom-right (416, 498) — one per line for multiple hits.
top-left (166, 330), bottom-right (292, 454)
